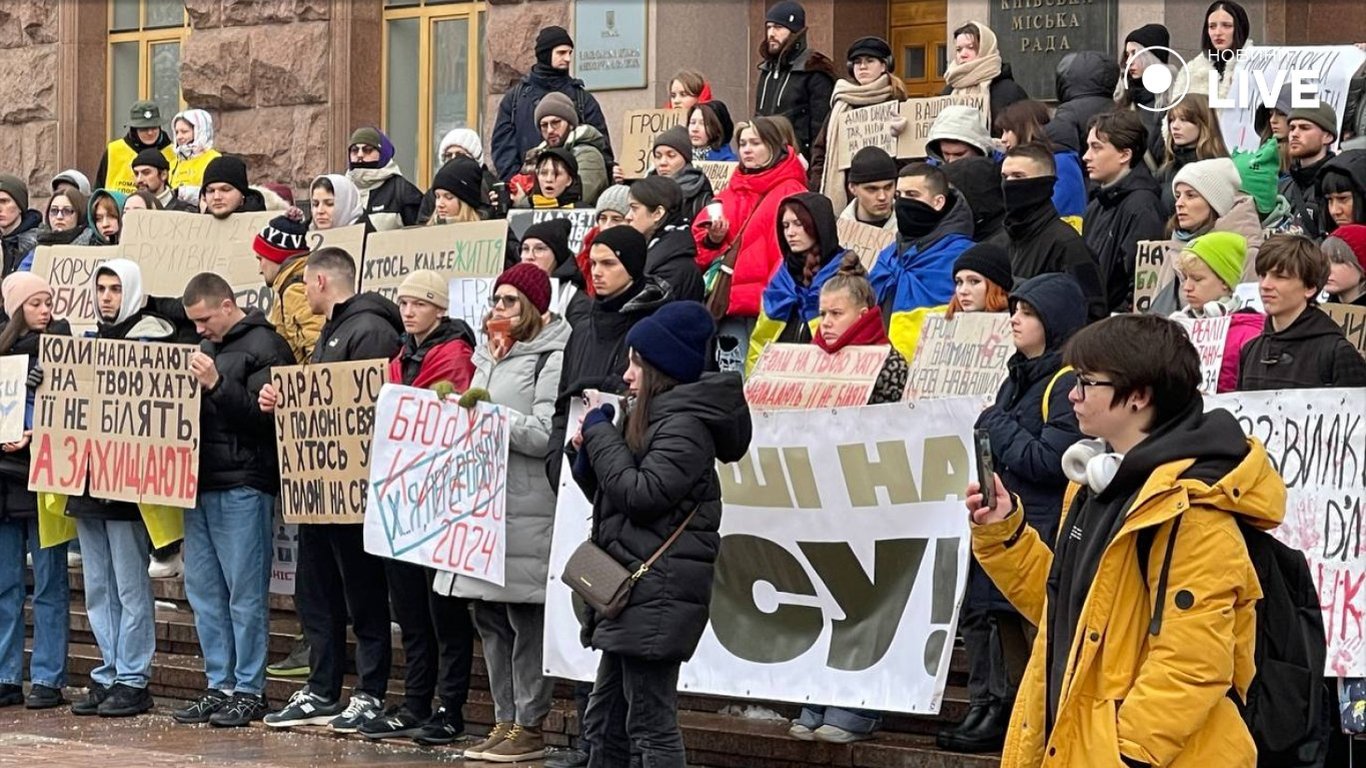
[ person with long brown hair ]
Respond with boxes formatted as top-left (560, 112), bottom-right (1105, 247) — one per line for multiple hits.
top-left (570, 300), bottom-right (751, 768)
top-left (1157, 93), bottom-right (1229, 215)
top-left (996, 101), bottom-right (1087, 232)
top-left (666, 70), bottom-right (711, 113)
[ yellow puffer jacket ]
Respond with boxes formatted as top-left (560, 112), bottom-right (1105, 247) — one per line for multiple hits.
top-left (267, 257), bottom-right (323, 364)
top-left (971, 435), bottom-right (1284, 768)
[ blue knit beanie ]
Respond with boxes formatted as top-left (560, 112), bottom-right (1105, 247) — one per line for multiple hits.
top-left (626, 301), bottom-right (715, 384)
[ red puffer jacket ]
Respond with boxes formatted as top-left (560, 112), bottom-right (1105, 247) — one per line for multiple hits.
top-left (387, 317), bottom-right (476, 390)
top-left (691, 149), bottom-right (808, 317)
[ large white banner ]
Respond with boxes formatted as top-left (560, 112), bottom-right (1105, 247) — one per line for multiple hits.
top-left (1217, 45), bottom-right (1366, 152)
top-left (363, 384), bottom-right (510, 586)
top-left (545, 398), bottom-right (981, 713)
top-left (1206, 388), bottom-right (1366, 676)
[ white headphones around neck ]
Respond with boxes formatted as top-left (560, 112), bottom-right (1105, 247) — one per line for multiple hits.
top-left (1062, 439), bottom-right (1124, 494)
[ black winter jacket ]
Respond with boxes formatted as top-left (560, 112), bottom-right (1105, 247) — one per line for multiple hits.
top-left (1044, 51), bottom-right (1119, 154)
top-left (575, 372), bottom-right (752, 662)
top-left (646, 218), bottom-right (705, 303)
top-left (1004, 200), bottom-right (1107, 321)
top-left (0, 319), bottom-right (72, 521)
top-left (491, 64), bottom-right (613, 181)
top-left (551, 255), bottom-right (593, 330)
top-left (2, 210), bottom-right (42, 279)
top-left (755, 29), bottom-right (837, 158)
top-left (311, 292), bottom-right (403, 365)
top-left (546, 279), bottom-right (671, 486)
top-left (362, 174), bottom-right (424, 229)
top-left (1083, 166), bottom-right (1167, 312)
top-left (1317, 149), bottom-right (1366, 235)
top-left (1279, 151), bottom-right (1335, 240)
top-left (1237, 306), bottom-right (1366, 391)
top-left (199, 311), bottom-right (295, 494)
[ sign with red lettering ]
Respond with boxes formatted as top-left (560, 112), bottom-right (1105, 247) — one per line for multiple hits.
top-left (28, 336), bottom-right (201, 507)
top-left (745, 343), bottom-right (890, 410)
top-left (905, 313), bottom-right (1012, 401)
top-left (363, 384), bottom-right (510, 585)
top-left (1174, 315), bottom-right (1231, 394)
top-left (272, 360), bottom-right (387, 524)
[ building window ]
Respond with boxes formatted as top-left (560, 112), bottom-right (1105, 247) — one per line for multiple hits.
top-left (108, 0), bottom-right (186, 138)
top-left (383, 0), bottom-right (486, 189)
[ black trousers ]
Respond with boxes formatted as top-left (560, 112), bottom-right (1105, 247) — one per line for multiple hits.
top-left (960, 606), bottom-right (1032, 706)
top-left (582, 652), bottom-right (686, 768)
top-left (386, 559), bottom-right (474, 720)
top-left (295, 523), bottom-right (391, 701)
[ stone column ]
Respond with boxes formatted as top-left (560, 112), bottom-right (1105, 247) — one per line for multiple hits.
top-left (0, 1), bottom-right (61, 203)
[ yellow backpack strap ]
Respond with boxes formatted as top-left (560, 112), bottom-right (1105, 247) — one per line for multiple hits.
top-left (1042, 365), bottom-right (1073, 423)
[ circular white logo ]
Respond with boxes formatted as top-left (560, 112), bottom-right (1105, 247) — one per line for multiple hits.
top-left (1124, 46), bottom-right (1190, 113)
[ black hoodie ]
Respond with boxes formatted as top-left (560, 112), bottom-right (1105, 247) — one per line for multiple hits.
top-left (1237, 305), bottom-right (1366, 390)
top-left (942, 156), bottom-right (1007, 246)
top-left (311, 291), bottom-right (403, 364)
top-left (646, 212), bottom-right (705, 304)
top-left (1316, 149), bottom-right (1366, 234)
top-left (777, 191), bottom-right (843, 280)
top-left (1083, 165), bottom-right (1167, 312)
top-left (1045, 51), bottom-right (1121, 154)
top-left (1005, 194), bottom-right (1108, 321)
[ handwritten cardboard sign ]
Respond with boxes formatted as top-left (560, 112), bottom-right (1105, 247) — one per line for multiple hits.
top-left (836, 218), bottom-right (895, 270)
top-left (1132, 240), bottom-right (1167, 314)
top-left (309, 223), bottom-right (368, 268)
top-left (363, 384), bottom-right (511, 584)
top-left (897, 93), bottom-right (988, 158)
top-left (696, 161), bottom-right (739, 194)
top-left (121, 209), bottom-right (276, 316)
top-left (272, 359), bottom-right (387, 524)
top-left (0, 354), bottom-right (28, 443)
top-left (1174, 315), bottom-right (1231, 394)
top-left (361, 220), bottom-right (506, 302)
top-left (745, 343), bottom-right (890, 410)
top-left (1324, 303), bottom-right (1366, 357)
top-left (1218, 45), bottom-right (1366, 152)
top-left (837, 101), bottom-right (904, 169)
top-left (619, 108), bottom-right (685, 178)
top-left (507, 208), bottom-right (597, 255)
top-left (28, 245), bottom-right (118, 336)
top-left (905, 313), bottom-right (1012, 400)
top-left (28, 337), bottom-right (201, 507)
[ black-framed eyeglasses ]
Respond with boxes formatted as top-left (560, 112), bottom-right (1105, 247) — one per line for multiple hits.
top-left (1073, 375), bottom-right (1116, 401)
top-left (488, 294), bottom-right (520, 308)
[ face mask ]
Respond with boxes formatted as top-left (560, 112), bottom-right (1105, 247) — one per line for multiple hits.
top-left (1001, 176), bottom-right (1057, 217)
top-left (895, 196), bottom-right (944, 239)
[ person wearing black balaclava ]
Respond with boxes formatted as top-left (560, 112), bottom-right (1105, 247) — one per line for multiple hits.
top-left (1000, 143), bottom-right (1107, 321)
top-left (491, 26), bottom-right (613, 183)
top-left (942, 156), bottom-right (1008, 247)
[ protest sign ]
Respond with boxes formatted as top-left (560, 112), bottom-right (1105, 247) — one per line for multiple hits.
top-left (1324, 304), bottom-right (1366, 357)
top-left (619, 108), bottom-right (685, 178)
top-left (28, 337), bottom-right (201, 507)
top-left (28, 245), bottom-right (118, 335)
top-left (745, 344), bottom-right (890, 410)
top-left (545, 398), bottom-right (980, 713)
top-left (361, 220), bottom-right (505, 302)
top-left (1174, 315), bottom-right (1232, 394)
top-left (836, 218), bottom-right (895, 270)
top-left (1217, 45), bottom-right (1366, 152)
top-left (309, 223), bottom-right (368, 267)
top-left (449, 276), bottom-right (495, 347)
top-left (1234, 282), bottom-right (1264, 313)
top-left (363, 385), bottom-right (511, 585)
top-left (905, 313), bottom-right (1012, 400)
top-left (697, 161), bottom-right (738, 194)
top-left (121, 209), bottom-right (276, 315)
top-left (507, 209), bottom-right (597, 255)
top-left (1206, 388), bottom-right (1366, 676)
top-left (897, 93), bottom-right (988, 158)
top-left (272, 359), bottom-right (387, 524)
top-left (270, 514), bottom-right (298, 596)
top-left (1133, 240), bottom-right (1168, 313)
top-left (836, 101), bottom-right (904, 170)
top-left (0, 355), bottom-right (28, 443)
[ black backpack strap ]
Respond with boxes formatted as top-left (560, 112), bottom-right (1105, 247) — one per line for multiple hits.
top-left (1139, 514), bottom-right (1183, 636)
top-left (533, 350), bottom-right (551, 381)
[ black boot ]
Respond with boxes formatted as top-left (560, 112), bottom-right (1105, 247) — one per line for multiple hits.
top-left (938, 699), bottom-right (1009, 753)
top-left (935, 702), bottom-right (989, 749)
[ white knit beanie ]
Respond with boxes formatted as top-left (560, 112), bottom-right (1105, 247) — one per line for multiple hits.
top-left (1172, 158), bottom-right (1242, 218)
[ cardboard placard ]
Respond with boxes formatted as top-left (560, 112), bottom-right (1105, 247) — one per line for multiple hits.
top-left (1324, 303), bottom-right (1366, 357)
top-left (120, 209), bottom-right (276, 316)
top-left (905, 313), bottom-right (1012, 401)
top-left (28, 337), bottom-right (201, 507)
top-left (507, 209), bottom-right (597, 255)
top-left (697, 161), bottom-right (739, 194)
top-left (0, 354), bottom-right (28, 443)
top-left (28, 245), bottom-right (119, 336)
top-left (619, 108), bottom-right (685, 178)
top-left (272, 359), bottom-right (387, 524)
top-left (837, 100), bottom-right (905, 170)
top-left (363, 385), bottom-right (511, 584)
top-left (897, 93), bottom-right (988, 159)
top-left (836, 218), bottom-right (895, 270)
top-left (745, 343), bottom-right (890, 410)
top-left (1132, 240), bottom-right (1167, 314)
top-left (309, 223), bottom-right (368, 268)
top-left (361, 220), bottom-right (506, 302)
top-left (1174, 315), bottom-right (1232, 394)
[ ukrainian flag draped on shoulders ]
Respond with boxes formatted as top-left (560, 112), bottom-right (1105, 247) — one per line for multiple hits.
top-left (869, 189), bottom-right (975, 358)
top-left (747, 192), bottom-right (847, 374)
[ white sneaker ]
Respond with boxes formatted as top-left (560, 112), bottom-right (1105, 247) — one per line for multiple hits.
top-left (148, 551), bottom-right (183, 579)
top-left (328, 692), bottom-right (383, 733)
top-left (67, 550), bottom-right (82, 568)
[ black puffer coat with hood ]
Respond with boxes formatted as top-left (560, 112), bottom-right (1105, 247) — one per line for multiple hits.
top-left (1316, 149), bottom-right (1366, 234)
top-left (645, 212), bottom-right (705, 304)
top-left (575, 372), bottom-right (752, 662)
top-left (754, 28), bottom-right (839, 158)
top-left (1045, 51), bottom-right (1120, 154)
top-left (1083, 164), bottom-right (1166, 312)
top-left (310, 292), bottom-right (403, 365)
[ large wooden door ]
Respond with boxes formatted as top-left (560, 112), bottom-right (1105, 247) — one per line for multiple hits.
top-left (890, 0), bottom-right (947, 97)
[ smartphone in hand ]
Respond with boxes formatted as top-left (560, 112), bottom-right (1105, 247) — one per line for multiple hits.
top-left (974, 429), bottom-right (995, 510)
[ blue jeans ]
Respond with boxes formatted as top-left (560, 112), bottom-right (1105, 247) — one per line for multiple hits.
top-left (183, 487), bottom-right (274, 696)
top-left (77, 518), bottom-right (154, 688)
top-left (797, 705), bottom-right (882, 734)
top-left (0, 518), bottom-right (69, 689)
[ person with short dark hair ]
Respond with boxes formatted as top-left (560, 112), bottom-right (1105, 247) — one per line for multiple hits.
top-left (754, 1), bottom-right (838, 159)
top-left (1237, 234), bottom-right (1366, 390)
top-left (1082, 111), bottom-right (1166, 312)
top-left (0, 175), bottom-right (41, 279)
top-left (171, 273), bottom-right (294, 728)
top-left (996, 100), bottom-right (1087, 232)
top-left (626, 175), bottom-right (705, 303)
top-left (968, 311), bottom-right (1284, 768)
top-left (840, 146), bottom-right (898, 232)
top-left (1278, 101), bottom-right (1339, 239)
top-left (1315, 148), bottom-right (1366, 234)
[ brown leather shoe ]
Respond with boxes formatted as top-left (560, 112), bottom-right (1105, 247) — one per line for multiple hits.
top-left (482, 724), bottom-right (546, 763)
top-left (462, 721), bottom-right (512, 761)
